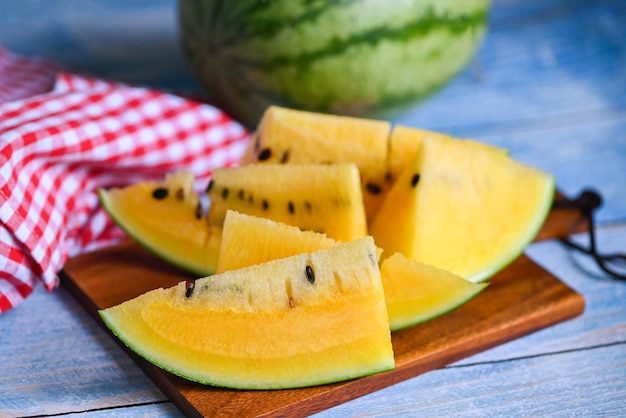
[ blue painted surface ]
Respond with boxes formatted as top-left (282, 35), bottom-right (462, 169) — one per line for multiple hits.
top-left (0, 0), bottom-right (198, 90)
top-left (1, 0), bottom-right (625, 416)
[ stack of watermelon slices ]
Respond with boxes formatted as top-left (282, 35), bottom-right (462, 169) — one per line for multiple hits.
top-left (98, 105), bottom-right (554, 390)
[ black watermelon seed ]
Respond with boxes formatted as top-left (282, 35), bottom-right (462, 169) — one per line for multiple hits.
top-left (305, 265), bottom-right (315, 284)
top-left (152, 187), bottom-right (168, 200)
top-left (248, 194), bottom-right (254, 204)
top-left (238, 189), bottom-right (245, 200)
top-left (280, 150), bottom-right (290, 163)
top-left (304, 201), bottom-right (312, 212)
top-left (175, 187), bottom-right (185, 200)
top-left (365, 182), bottom-right (382, 195)
top-left (205, 180), bottom-right (214, 193)
top-left (411, 174), bottom-right (421, 188)
top-left (262, 199), bottom-right (269, 210)
top-left (258, 148), bottom-right (272, 161)
top-left (221, 188), bottom-right (229, 199)
top-left (288, 201), bottom-right (295, 214)
top-left (385, 172), bottom-right (393, 182)
top-left (195, 202), bottom-right (202, 220)
top-left (185, 281), bottom-right (195, 298)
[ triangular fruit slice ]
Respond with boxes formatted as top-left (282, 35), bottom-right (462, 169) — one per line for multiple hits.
top-left (370, 136), bottom-right (554, 283)
top-left (380, 252), bottom-right (487, 331)
top-left (98, 171), bottom-right (220, 276)
top-left (217, 213), bottom-right (481, 332)
top-left (99, 237), bottom-right (395, 390)
top-left (216, 210), bottom-right (336, 273)
top-left (384, 127), bottom-right (509, 227)
top-left (207, 163), bottom-right (367, 242)
top-left (240, 106), bottom-right (391, 222)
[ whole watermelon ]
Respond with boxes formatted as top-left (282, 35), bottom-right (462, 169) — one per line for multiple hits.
top-left (178, 0), bottom-right (489, 127)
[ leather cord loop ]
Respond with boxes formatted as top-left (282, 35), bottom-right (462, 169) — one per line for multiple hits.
top-left (553, 189), bottom-right (626, 280)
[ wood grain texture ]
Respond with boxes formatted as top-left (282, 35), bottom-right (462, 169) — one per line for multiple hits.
top-left (315, 342), bottom-right (626, 418)
top-left (0, 284), bottom-right (173, 418)
top-left (60, 207), bottom-right (585, 418)
top-left (1, 0), bottom-right (625, 416)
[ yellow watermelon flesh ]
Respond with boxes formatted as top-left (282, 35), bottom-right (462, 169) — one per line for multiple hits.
top-left (369, 135), bottom-right (555, 283)
top-left (240, 106), bottom-right (391, 222)
top-left (387, 126), bottom-right (509, 185)
top-left (388, 125), bottom-right (443, 180)
top-left (98, 171), bottom-right (221, 276)
top-left (380, 253), bottom-right (487, 331)
top-left (240, 107), bottom-right (510, 224)
top-left (207, 163), bottom-right (367, 242)
top-left (99, 237), bottom-right (395, 390)
top-left (217, 212), bottom-right (483, 332)
top-left (216, 210), bottom-right (336, 273)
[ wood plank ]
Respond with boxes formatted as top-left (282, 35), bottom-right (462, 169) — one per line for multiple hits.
top-left (0, 284), bottom-right (171, 418)
top-left (60, 205), bottom-right (585, 418)
top-left (314, 342), bottom-right (626, 417)
top-left (66, 402), bottom-right (184, 418)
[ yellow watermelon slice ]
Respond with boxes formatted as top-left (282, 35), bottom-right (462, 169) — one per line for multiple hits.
top-left (369, 135), bottom-right (554, 283)
top-left (97, 171), bottom-right (220, 276)
top-left (380, 253), bottom-right (487, 331)
top-left (207, 163), bottom-right (367, 242)
top-left (216, 210), bottom-right (336, 273)
top-left (99, 237), bottom-right (395, 389)
top-left (241, 106), bottom-right (391, 222)
top-left (218, 212), bottom-right (484, 332)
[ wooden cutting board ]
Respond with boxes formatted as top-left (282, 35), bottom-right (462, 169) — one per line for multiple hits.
top-left (61, 196), bottom-right (586, 418)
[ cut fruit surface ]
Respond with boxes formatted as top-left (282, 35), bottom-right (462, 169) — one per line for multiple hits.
top-left (370, 135), bottom-right (555, 283)
top-left (380, 253), bottom-right (487, 331)
top-left (99, 237), bottom-right (395, 390)
top-left (239, 108), bottom-right (510, 225)
top-left (207, 163), bottom-right (367, 242)
top-left (98, 171), bottom-right (220, 276)
top-left (241, 106), bottom-right (390, 173)
top-left (216, 210), bottom-right (336, 273)
top-left (218, 212), bottom-right (484, 333)
top-left (387, 126), bottom-right (508, 184)
top-left (241, 106), bottom-right (391, 222)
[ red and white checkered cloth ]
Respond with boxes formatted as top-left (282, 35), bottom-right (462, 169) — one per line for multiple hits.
top-left (0, 47), bottom-right (250, 313)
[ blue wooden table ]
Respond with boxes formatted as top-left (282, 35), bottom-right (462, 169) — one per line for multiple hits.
top-left (1, 0), bottom-right (625, 416)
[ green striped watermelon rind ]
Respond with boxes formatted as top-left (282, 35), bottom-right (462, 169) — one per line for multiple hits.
top-left (179, 0), bottom-right (490, 127)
